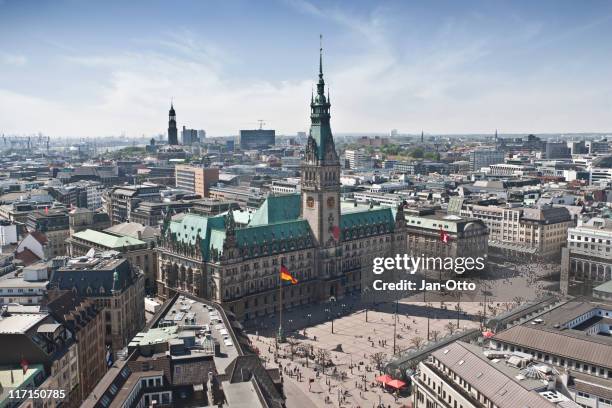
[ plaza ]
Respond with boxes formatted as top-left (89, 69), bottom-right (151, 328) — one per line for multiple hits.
top-left (245, 260), bottom-right (561, 407)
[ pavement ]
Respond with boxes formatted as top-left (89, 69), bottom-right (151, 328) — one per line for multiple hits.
top-left (245, 260), bottom-right (560, 408)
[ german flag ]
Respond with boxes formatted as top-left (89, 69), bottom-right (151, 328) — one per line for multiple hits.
top-left (280, 264), bottom-right (298, 284)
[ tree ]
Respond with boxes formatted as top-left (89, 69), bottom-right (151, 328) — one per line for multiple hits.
top-left (370, 352), bottom-right (387, 372)
top-left (315, 348), bottom-right (331, 368)
top-left (410, 147), bottom-right (424, 159)
top-left (286, 337), bottom-right (299, 361)
top-left (445, 322), bottom-right (457, 336)
top-left (410, 336), bottom-right (425, 350)
top-left (430, 330), bottom-right (441, 342)
top-left (295, 344), bottom-right (311, 367)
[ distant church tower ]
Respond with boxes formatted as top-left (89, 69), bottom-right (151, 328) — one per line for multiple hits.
top-left (168, 103), bottom-right (178, 145)
top-left (301, 42), bottom-right (341, 247)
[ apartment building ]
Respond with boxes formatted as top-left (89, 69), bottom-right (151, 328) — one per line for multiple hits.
top-left (45, 290), bottom-right (107, 403)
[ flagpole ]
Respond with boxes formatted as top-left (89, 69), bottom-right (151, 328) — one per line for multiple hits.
top-left (277, 268), bottom-right (285, 346)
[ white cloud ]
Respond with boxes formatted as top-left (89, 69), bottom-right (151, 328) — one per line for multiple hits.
top-left (1, 53), bottom-right (26, 66)
top-left (1, 6), bottom-right (611, 137)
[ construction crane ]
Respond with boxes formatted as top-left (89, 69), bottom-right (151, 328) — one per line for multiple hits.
top-left (257, 119), bottom-right (266, 130)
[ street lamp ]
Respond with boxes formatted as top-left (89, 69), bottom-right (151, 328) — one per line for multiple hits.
top-left (324, 308), bottom-right (335, 334)
top-left (362, 287), bottom-right (371, 322)
top-left (327, 296), bottom-right (337, 334)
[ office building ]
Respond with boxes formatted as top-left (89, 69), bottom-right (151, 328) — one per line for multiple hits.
top-left (586, 139), bottom-right (609, 154)
top-left (545, 142), bottom-right (571, 159)
top-left (404, 209), bottom-right (489, 273)
top-left (104, 184), bottom-right (162, 225)
top-left (66, 226), bottom-right (157, 293)
top-left (181, 126), bottom-right (201, 145)
top-left (561, 217), bottom-right (612, 295)
top-left (0, 311), bottom-right (80, 406)
top-left (469, 149), bottom-right (505, 171)
top-left (239, 129), bottom-right (275, 150)
top-left (0, 262), bottom-right (48, 305)
top-left (26, 208), bottom-right (70, 257)
top-left (175, 165), bottom-right (220, 198)
top-left (344, 149), bottom-right (373, 169)
top-left (48, 256), bottom-right (145, 351)
top-left (462, 204), bottom-right (572, 260)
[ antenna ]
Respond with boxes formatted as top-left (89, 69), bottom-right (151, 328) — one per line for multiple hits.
top-left (257, 120), bottom-right (266, 130)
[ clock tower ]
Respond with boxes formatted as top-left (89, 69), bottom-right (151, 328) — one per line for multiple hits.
top-left (301, 43), bottom-right (341, 248)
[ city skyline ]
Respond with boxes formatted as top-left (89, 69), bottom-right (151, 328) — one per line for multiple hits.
top-left (2, 0), bottom-right (612, 137)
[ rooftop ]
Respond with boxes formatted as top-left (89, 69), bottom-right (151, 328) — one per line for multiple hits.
top-left (71, 229), bottom-right (146, 249)
top-left (0, 313), bottom-right (47, 334)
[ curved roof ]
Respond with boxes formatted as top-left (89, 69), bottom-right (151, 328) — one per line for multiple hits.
top-left (592, 155), bottom-right (612, 168)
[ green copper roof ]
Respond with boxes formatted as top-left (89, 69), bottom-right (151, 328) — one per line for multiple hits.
top-left (73, 229), bottom-right (145, 249)
top-left (309, 46), bottom-right (336, 161)
top-left (210, 219), bottom-right (313, 260)
top-left (169, 213), bottom-right (225, 260)
top-left (340, 208), bottom-right (395, 240)
top-left (169, 211), bottom-right (313, 262)
top-left (249, 194), bottom-right (301, 226)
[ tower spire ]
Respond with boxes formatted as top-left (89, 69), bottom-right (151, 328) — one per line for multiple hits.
top-left (319, 34), bottom-right (323, 79)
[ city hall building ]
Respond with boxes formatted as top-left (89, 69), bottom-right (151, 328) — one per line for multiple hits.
top-left (156, 53), bottom-right (408, 319)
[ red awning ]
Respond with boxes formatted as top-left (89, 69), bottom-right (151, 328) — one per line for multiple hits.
top-left (482, 331), bottom-right (494, 339)
top-left (376, 374), bottom-right (393, 384)
top-left (387, 379), bottom-right (406, 389)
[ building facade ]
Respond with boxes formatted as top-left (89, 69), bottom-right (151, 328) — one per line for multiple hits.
top-left (462, 204), bottom-right (572, 260)
top-left (469, 149), bottom-right (505, 172)
top-left (26, 209), bottom-right (70, 258)
top-left (66, 228), bottom-right (157, 293)
top-left (168, 103), bottom-right (178, 145)
top-left (48, 256), bottom-right (145, 351)
top-left (45, 291), bottom-right (107, 403)
top-left (344, 149), bottom-right (373, 169)
top-left (404, 209), bottom-right (489, 274)
top-left (175, 165), bottom-right (220, 198)
top-left (560, 217), bottom-right (612, 295)
top-left (239, 129), bottom-right (275, 150)
top-left (104, 184), bottom-right (161, 225)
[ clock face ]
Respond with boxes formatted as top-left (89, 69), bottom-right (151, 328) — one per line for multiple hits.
top-left (327, 197), bottom-right (335, 208)
top-left (306, 196), bottom-right (315, 208)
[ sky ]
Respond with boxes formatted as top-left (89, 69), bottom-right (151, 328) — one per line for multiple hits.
top-left (1, 0), bottom-right (612, 137)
